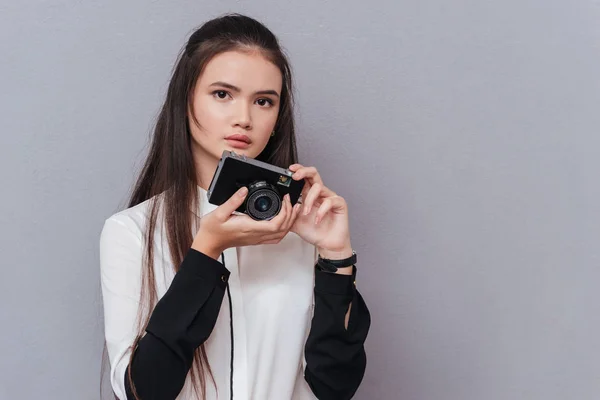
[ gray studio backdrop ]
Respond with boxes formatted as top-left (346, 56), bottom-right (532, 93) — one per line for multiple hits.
top-left (1, 0), bottom-right (599, 399)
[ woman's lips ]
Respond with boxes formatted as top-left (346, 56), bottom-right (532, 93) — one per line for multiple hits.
top-left (225, 134), bottom-right (251, 149)
top-left (225, 138), bottom-right (251, 149)
top-left (225, 134), bottom-right (251, 142)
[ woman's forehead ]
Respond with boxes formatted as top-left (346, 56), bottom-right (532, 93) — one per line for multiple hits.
top-left (199, 50), bottom-right (282, 92)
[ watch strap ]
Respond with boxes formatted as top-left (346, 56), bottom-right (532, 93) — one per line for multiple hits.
top-left (317, 251), bottom-right (357, 273)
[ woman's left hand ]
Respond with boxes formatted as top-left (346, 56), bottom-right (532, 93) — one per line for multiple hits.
top-left (288, 164), bottom-right (353, 260)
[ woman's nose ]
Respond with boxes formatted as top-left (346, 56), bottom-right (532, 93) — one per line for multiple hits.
top-left (234, 101), bottom-right (252, 129)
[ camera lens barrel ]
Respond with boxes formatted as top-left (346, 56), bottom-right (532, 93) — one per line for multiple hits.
top-left (245, 181), bottom-right (282, 221)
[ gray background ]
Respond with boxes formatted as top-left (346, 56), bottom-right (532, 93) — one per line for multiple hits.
top-left (1, 0), bottom-right (598, 399)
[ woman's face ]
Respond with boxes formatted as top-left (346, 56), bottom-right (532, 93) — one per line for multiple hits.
top-left (189, 50), bottom-right (282, 164)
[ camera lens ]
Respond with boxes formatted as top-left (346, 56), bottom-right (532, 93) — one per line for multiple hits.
top-left (246, 181), bottom-right (281, 221)
top-left (254, 196), bottom-right (272, 213)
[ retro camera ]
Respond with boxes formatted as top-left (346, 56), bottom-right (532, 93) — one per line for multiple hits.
top-left (207, 151), bottom-right (305, 221)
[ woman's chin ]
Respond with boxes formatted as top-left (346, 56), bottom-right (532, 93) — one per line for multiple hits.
top-left (221, 145), bottom-right (256, 158)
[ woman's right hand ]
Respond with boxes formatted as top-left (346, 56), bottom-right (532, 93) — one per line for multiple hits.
top-left (191, 186), bottom-right (302, 260)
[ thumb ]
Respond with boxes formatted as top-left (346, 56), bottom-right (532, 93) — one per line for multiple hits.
top-left (216, 186), bottom-right (248, 219)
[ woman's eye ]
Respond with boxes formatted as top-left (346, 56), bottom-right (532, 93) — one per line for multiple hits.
top-left (213, 90), bottom-right (229, 100)
top-left (256, 98), bottom-right (273, 107)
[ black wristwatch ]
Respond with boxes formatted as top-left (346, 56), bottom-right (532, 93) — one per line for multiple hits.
top-left (317, 250), bottom-right (357, 273)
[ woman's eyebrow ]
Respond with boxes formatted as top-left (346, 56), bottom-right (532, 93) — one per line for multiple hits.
top-left (209, 81), bottom-right (280, 97)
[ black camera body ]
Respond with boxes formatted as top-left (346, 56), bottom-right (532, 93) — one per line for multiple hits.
top-left (207, 150), bottom-right (305, 221)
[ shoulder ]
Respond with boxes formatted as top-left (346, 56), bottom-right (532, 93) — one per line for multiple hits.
top-left (102, 193), bottom-right (163, 237)
top-left (98, 194), bottom-right (169, 289)
top-left (99, 193), bottom-right (165, 254)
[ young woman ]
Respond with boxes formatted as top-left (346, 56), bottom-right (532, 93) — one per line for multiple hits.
top-left (100, 13), bottom-right (370, 400)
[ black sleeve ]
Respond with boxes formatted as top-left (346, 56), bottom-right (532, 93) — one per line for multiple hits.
top-left (124, 249), bottom-right (230, 400)
top-left (304, 266), bottom-right (371, 400)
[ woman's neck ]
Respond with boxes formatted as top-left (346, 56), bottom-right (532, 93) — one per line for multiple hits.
top-left (195, 156), bottom-right (219, 192)
top-left (196, 164), bottom-right (216, 191)
top-left (191, 140), bottom-right (222, 191)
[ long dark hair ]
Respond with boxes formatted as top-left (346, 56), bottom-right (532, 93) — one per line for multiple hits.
top-left (105, 13), bottom-right (298, 399)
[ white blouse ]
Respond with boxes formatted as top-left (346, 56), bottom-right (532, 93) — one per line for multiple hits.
top-left (100, 186), bottom-right (319, 399)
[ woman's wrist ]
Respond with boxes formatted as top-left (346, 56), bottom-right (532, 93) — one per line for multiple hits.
top-left (317, 243), bottom-right (355, 275)
top-left (192, 232), bottom-right (223, 261)
top-left (317, 244), bottom-right (353, 261)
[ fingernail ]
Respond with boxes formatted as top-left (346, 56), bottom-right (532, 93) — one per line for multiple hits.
top-left (239, 187), bottom-right (248, 196)
top-left (314, 216), bottom-right (320, 225)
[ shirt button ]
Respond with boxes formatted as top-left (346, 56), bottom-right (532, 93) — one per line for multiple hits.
top-left (221, 275), bottom-right (228, 283)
